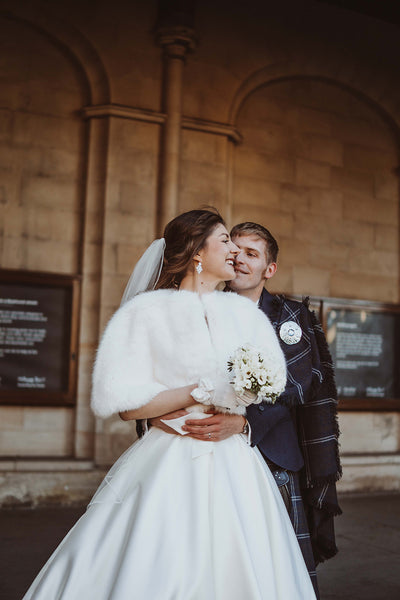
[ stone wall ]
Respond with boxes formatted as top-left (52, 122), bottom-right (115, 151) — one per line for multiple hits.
top-left (0, 13), bottom-right (87, 457)
top-left (0, 0), bottom-right (399, 501)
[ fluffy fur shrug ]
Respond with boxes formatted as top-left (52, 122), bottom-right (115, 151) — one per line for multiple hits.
top-left (91, 289), bottom-right (286, 418)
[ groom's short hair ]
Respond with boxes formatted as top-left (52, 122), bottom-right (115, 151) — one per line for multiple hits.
top-left (230, 222), bottom-right (279, 265)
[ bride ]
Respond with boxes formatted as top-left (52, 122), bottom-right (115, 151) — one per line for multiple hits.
top-left (23, 209), bottom-right (316, 599)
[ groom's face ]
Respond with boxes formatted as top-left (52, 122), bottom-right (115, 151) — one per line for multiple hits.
top-left (229, 234), bottom-right (276, 294)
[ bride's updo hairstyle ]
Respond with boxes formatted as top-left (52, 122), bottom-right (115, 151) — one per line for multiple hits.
top-left (156, 209), bottom-right (225, 289)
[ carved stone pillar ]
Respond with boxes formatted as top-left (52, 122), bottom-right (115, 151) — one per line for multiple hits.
top-left (155, 13), bottom-right (196, 235)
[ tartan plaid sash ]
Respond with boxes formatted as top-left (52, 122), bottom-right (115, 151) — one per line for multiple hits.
top-left (264, 291), bottom-right (342, 562)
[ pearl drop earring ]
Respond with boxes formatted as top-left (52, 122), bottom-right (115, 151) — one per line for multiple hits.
top-left (196, 262), bottom-right (203, 274)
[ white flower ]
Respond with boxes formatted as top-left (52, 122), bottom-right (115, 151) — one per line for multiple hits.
top-left (257, 373), bottom-right (267, 385)
top-left (227, 344), bottom-right (286, 407)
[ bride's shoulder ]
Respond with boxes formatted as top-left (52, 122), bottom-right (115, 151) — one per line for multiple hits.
top-left (112, 289), bottom-right (174, 319)
top-left (212, 291), bottom-right (271, 325)
top-left (213, 290), bottom-right (257, 311)
top-left (129, 288), bottom-right (174, 306)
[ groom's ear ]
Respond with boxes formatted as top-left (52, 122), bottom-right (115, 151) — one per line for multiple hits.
top-left (264, 262), bottom-right (277, 281)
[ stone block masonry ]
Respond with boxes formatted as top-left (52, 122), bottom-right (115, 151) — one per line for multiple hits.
top-left (233, 79), bottom-right (399, 303)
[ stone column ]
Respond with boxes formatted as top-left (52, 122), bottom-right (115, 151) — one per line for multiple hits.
top-left (156, 25), bottom-right (196, 235)
top-left (74, 116), bottom-right (109, 461)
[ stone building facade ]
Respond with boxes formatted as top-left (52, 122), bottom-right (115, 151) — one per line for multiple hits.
top-left (0, 0), bottom-right (399, 504)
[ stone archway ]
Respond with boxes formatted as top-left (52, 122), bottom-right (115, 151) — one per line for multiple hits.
top-left (229, 58), bottom-right (400, 135)
top-left (230, 75), bottom-right (399, 301)
top-left (230, 76), bottom-right (399, 301)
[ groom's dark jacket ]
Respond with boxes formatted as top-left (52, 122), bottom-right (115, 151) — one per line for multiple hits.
top-left (247, 288), bottom-right (342, 564)
top-left (246, 290), bottom-right (303, 471)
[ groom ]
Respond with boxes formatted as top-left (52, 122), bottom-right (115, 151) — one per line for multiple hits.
top-left (139, 222), bottom-right (341, 598)
top-left (229, 223), bottom-right (342, 597)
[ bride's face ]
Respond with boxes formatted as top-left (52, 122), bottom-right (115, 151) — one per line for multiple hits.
top-left (196, 224), bottom-right (239, 282)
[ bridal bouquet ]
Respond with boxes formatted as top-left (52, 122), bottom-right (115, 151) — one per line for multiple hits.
top-left (191, 344), bottom-right (286, 415)
top-left (228, 344), bottom-right (286, 406)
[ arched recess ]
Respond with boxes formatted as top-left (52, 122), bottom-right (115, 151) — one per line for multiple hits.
top-left (228, 74), bottom-right (400, 303)
top-left (0, 3), bottom-right (110, 461)
top-left (229, 61), bottom-right (400, 134)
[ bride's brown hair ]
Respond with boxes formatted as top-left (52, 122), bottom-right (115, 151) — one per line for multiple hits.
top-left (155, 209), bottom-right (225, 290)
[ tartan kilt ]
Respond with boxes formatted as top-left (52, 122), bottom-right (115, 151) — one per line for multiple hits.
top-left (286, 469), bottom-right (320, 600)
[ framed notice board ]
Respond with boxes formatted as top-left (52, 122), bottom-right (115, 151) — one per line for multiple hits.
top-left (322, 299), bottom-right (400, 411)
top-left (0, 269), bottom-right (80, 407)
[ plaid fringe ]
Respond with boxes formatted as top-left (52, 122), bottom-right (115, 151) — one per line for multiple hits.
top-left (287, 470), bottom-right (320, 600)
top-left (267, 294), bottom-right (342, 564)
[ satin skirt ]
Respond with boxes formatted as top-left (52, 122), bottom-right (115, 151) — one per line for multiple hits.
top-left (23, 428), bottom-right (316, 600)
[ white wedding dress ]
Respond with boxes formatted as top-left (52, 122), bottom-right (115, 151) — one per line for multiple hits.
top-left (23, 290), bottom-right (316, 599)
top-left (23, 427), bottom-right (315, 600)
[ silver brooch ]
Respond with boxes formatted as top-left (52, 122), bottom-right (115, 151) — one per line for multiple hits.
top-left (279, 321), bottom-right (302, 345)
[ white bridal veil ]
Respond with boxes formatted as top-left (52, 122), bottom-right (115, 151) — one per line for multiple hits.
top-left (120, 238), bottom-right (166, 306)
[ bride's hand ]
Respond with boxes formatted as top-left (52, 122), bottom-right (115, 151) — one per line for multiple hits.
top-left (149, 409), bottom-right (188, 435)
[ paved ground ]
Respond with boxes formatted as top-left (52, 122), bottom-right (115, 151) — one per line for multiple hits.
top-left (1, 493), bottom-right (399, 599)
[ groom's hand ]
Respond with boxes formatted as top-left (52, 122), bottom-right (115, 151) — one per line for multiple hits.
top-left (149, 409), bottom-right (188, 434)
top-left (183, 412), bottom-right (245, 441)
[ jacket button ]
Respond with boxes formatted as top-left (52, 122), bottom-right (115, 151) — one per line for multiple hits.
top-left (259, 405), bottom-right (265, 412)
